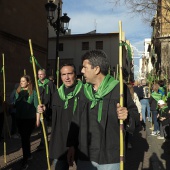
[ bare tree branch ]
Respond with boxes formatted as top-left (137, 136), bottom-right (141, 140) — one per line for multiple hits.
top-left (107, 0), bottom-right (170, 23)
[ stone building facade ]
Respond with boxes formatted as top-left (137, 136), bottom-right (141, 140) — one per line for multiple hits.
top-left (150, 0), bottom-right (170, 80)
top-left (0, 0), bottom-right (48, 98)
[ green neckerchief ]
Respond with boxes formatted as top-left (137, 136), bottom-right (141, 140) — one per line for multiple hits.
top-left (167, 92), bottom-right (170, 98)
top-left (151, 92), bottom-right (162, 102)
top-left (38, 79), bottom-right (49, 94)
top-left (58, 80), bottom-right (83, 113)
top-left (84, 74), bottom-right (119, 122)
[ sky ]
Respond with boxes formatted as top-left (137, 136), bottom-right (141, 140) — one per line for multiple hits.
top-left (62, 0), bottom-right (153, 67)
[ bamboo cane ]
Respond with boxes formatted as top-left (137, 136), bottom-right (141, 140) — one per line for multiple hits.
top-left (108, 66), bottom-right (111, 75)
top-left (24, 69), bottom-right (26, 75)
top-left (116, 64), bottom-right (119, 80)
top-left (2, 53), bottom-right (6, 164)
top-left (113, 71), bottom-right (116, 79)
top-left (119, 21), bottom-right (124, 170)
top-left (2, 54), bottom-right (11, 163)
top-left (29, 39), bottom-right (51, 170)
top-left (56, 57), bottom-right (59, 89)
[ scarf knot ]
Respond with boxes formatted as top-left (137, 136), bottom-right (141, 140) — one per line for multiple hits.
top-left (84, 74), bottom-right (119, 122)
top-left (38, 79), bottom-right (49, 94)
top-left (58, 80), bottom-right (82, 113)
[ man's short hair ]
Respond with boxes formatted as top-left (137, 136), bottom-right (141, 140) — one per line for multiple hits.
top-left (38, 69), bottom-right (46, 75)
top-left (82, 50), bottom-right (109, 75)
top-left (60, 63), bottom-right (76, 75)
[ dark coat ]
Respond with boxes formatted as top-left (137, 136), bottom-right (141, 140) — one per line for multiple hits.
top-left (38, 79), bottom-right (56, 109)
top-left (158, 107), bottom-right (170, 126)
top-left (149, 96), bottom-right (158, 111)
top-left (49, 84), bottom-right (80, 160)
top-left (67, 83), bottom-right (139, 164)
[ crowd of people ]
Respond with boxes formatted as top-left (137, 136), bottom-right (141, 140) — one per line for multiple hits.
top-left (0, 49), bottom-right (170, 170)
top-left (133, 79), bottom-right (170, 140)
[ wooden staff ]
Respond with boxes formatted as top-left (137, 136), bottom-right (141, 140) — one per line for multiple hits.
top-left (2, 53), bottom-right (11, 163)
top-left (24, 69), bottom-right (26, 75)
top-left (108, 66), bottom-right (111, 75)
top-left (119, 21), bottom-right (124, 170)
top-left (116, 64), bottom-right (119, 80)
top-left (113, 71), bottom-right (116, 79)
top-left (2, 53), bottom-right (7, 164)
top-left (56, 57), bottom-right (59, 89)
top-left (29, 39), bottom-right (51, 170)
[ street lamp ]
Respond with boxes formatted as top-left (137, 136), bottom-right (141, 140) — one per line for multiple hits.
top-left (45, 0), bottom-right (70, 84)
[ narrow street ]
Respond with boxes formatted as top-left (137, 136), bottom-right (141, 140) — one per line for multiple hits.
top-left (0, 120), bottom-right (170, 170)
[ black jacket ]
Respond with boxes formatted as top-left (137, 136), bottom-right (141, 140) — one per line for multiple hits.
top-left (149, 96), bottom-right (158, 111)
top-left (49, 83), bottom-right (81, 160)
top-left (67, 83), bottom-right (139, 164)
top-left (38, 79), bottom-right (56, 109)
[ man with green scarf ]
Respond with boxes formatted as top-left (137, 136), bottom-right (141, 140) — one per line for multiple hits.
top-left (37, 69), bottom-right (56, 150)
top-left (67, 50), bottom-right (139, 170)
top-left (37, 64), bottom-right (83, 170)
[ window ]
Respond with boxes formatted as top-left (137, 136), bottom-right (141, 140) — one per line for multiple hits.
top-left (59, 43), bottom-right (63, 51)
top-left (96, 41), bottom-right (103, 50)
top-left (82, 42), bottom-right (89, 50)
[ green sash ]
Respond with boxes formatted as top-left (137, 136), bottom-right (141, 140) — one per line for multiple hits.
top-left (167, 92), bottom-right (170, 98)
top-left (38, 79), bottom-right (49, 94)
top-left (151, 92), bottom-right (162, 102)
top-left (84, 74), bottom-right (119, 122)
top-left (58, 80), bottom-right (83, 113)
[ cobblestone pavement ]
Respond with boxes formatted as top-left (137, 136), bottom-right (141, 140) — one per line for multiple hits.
top-left (0, 121), bottom-right (170, 170)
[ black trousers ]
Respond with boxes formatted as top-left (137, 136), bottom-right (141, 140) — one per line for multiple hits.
top-left (17, 118), bottom-right (35, 160)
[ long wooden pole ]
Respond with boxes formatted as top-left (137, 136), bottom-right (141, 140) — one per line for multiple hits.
top-left (24, 69), bottom-right (26, 75)
top-left (2, 53), bottom-right (6, 164)
top-left (119, 21), bottom-right (124, 170)
top-left (29, 39), bottom-right (51, 170)
top-left (116, 64), bottom-right (119, 80)
top-left (2, 54), bottom-right (11, 163)
top-left (56, 57), bottom-right (59, 89)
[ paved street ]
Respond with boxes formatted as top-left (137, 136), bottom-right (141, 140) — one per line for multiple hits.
top-left (0, 121), bottom-right (170, 170)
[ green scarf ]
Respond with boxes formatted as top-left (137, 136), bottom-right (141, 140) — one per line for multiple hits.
top-left (151, 92), bottom-right (162, 102)
top-left (38, 79), bottom-right (49, 94)
top-left (84, 74), bottom-right (119, 122)
top-left (167, 92), bottom-right (170, 98)
top-left (58, 80), bottom-right (83, 113)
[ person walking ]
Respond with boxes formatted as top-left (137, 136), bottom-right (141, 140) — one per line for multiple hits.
top-left (139, 79), bottom-right (151, 130)
top-left (37, 64), bottom-right (83, 170)
top-left (66, 50), bottom-right (139, 170)
top-left (127, 83), bottom-right (142, 149)
top-left (150, 83), bottom-right (162, 136)
top-left (15, 75), bottom-right (38, 170)
top-left (37, 69), bottom-right (56, 150)
top-left (157, 100), bottom-right (170, 140)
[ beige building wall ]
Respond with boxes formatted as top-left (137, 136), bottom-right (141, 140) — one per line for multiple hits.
top-left (48, 33), bottom-right (133, 82)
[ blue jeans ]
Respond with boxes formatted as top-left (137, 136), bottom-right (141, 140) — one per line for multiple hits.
top-left (140, 99), bottom-right (150, 123)
top-left (152, 110), bottom-right (159, 132)
top-left (77, 160), bottom-right (120, 170)
top-left (53, 159), bottom-right (69, 170)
